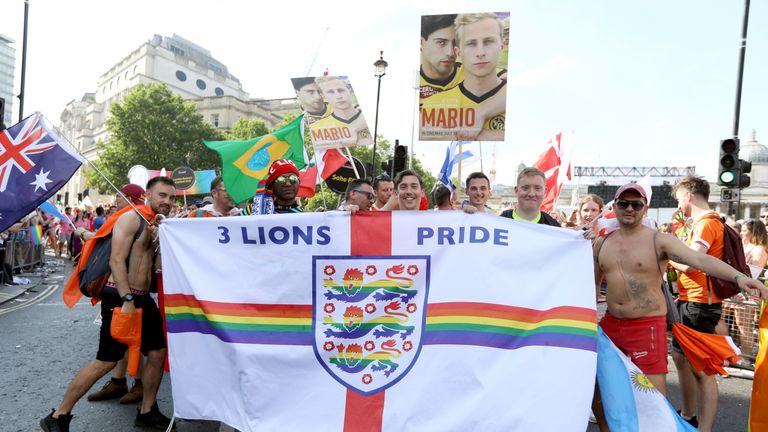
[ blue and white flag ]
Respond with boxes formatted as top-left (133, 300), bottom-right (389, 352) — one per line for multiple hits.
top-left (0, 113), bottom-right (84, 232)
top-left (38, 200), bottom-right (72, 226)
top-left (597, 327), bottom-right (697, 432)
top-left (438, 141), bottom-right (475, 189)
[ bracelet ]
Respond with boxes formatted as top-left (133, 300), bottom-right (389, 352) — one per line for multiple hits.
top-left (734, 274), bottom-right (744, 283)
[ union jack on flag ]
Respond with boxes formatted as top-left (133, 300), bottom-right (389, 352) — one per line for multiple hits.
top-left (0, 113), bottom-right (84, 232)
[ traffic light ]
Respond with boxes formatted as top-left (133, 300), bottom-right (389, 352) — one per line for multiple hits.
top-left (717, 138), bottom-right (739, 187)
top-left (381, 160), bottom-right (393, 177)
top-left (393, 142), bottom-right (408, 178)
top-left (739, 159), bottom-right (752, 188)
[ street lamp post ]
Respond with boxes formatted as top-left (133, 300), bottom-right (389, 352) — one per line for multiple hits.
top-left (370, 51), bottom-right (388, 179)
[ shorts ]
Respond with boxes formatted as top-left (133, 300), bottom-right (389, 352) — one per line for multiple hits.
top-left (57, 232), bottom-right (69, 242)
top-left (671, 301), bottom-right (722, 353)
top-left (96, 284), bottom-right (166, 362)
top-left (600, 312), bottom-right (668, 375)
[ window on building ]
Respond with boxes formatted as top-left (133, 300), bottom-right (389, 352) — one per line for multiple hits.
top-left (215, 87), bottom-right (224, 96)
top-left (211, 113), bottom-right (220, 128)
top-left (196, 79), bottom-right (206, 90)
top-left (170, 45), bottom-right (185, 56)
top-left (176, 70), bottom-right (187, 82)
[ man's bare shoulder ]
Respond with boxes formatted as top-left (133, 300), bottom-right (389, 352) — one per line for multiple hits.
top-left (114, 211), bottom-right (141, 236)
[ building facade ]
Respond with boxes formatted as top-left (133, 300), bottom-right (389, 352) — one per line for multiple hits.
top-left (56, 34), bottom-right (299, 205)
top-left (0, 33), bottom-right (16, 128)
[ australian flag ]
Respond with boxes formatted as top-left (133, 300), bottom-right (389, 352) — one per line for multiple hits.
top-left (0, 113), bottom-right (84, 232)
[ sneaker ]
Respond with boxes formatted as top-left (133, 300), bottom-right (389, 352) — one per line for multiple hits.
top-left (135, 404), bottom-right (175, 430)
top-left (676, 410), bottom-right (698, 428)
top-left (40, 409), bottom-right (73, 432)
top-left (87, 380), bottom-right (127, 401)
top-left (119, 382), bottom-right (143, 404)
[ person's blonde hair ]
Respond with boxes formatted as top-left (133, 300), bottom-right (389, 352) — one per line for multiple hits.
top-left (454, 13), bottom-right (503, 46)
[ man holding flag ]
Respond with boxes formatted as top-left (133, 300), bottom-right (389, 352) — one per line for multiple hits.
top-left (592, 183), bottom-right (764, 431)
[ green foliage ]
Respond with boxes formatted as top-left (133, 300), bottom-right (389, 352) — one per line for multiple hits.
top-left (86, 83), bottom-right (221, 192)
top-left (226, 118), bottom-right (268, 140)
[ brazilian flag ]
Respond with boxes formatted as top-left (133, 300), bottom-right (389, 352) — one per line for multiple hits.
top-left (204, 115), bottom-right (306, 204)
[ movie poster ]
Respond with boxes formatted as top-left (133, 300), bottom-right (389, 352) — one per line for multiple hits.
top-left (291, 76), bottom-right (374, 150)
top-left (419, 12), bottom-right (509, 141)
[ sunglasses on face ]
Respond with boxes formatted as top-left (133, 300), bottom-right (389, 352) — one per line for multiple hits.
top-left (352, 189), bottom-right (375, 200)
top-left (274, 174), bottom-right (299, 185)
top-left (761, 214), bottom-right (768, 219)
top-left (615, 199), bottom-right (645, 211)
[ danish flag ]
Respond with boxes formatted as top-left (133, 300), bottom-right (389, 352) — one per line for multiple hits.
top-left (0, 114), bottom-right (57, 192)
top-left (532, 132), bottom-right (572, 212)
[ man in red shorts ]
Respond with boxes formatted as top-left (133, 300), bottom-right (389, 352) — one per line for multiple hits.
top-left (591, 183), bottom-right (763, 431)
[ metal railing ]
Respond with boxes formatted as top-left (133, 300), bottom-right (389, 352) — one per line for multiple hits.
top-left (2, 231), bottom-right (44, 273)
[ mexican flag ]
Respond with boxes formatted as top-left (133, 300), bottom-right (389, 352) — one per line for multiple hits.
top-left (204, 115), bottom-right (306, 204)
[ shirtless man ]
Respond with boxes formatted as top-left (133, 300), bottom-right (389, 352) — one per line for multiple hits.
top-left (591, 183), bottom-right (764, 431)
top-left (42, 177), bottom-right (176, 431)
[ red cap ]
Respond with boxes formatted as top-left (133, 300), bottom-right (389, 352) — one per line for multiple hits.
top-left (614, 183), bottom-right (647, 201)
top-left (119, 184), bottom-right (146, 204)
top-left (266, 159), bottom-right (300, 186)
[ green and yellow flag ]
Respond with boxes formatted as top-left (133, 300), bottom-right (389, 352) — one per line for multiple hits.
top-left (204, 115), bottom-right (306, 204)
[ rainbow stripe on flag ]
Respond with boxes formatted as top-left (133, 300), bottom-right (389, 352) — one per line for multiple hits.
top-left (165, 295), bottom-right (596, 353)
top-left (28, 225), bottom-right (43, 246)
top-left (424, 303), bottom-right (597, 352)
top-left (164, 294), bottom-right (312, 345)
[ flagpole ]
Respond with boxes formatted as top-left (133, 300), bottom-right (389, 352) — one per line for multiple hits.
top-left (17, 0), bottom-right (29, 122)
top-left (40, 114), bottom-right (152, 226)
top-left (479, 141), bottom-right (484, 173)
top-left (343, 147), bottom-right (360, 179)
top-left (457, 142), bottom-right (464, 199)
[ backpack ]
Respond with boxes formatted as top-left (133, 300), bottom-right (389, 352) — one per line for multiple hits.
top-left (78, 218), bottom-right (146, 298)
top-left (701, 214), bottom-right (749, 301)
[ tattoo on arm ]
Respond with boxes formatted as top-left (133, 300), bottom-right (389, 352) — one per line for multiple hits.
top-left (670, 254), bottom-right (687, 265)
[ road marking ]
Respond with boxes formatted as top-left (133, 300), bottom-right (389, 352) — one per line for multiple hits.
top-left (0, 284), bottom-right (60, 316)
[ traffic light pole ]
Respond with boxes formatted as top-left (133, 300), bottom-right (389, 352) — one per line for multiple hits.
top-left (732, 0), bottom-right (750, 138)
top-left (728, 0), bottom-right (750, 219)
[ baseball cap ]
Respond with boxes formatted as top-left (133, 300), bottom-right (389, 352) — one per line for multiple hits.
top-left (614, 183), bottom-right (647, 201)
top-left (119, 184), bottom-right (146, 204)
top-left (202, 196), bottom-right (214, 205)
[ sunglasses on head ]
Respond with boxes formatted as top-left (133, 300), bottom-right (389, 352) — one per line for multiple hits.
top-left (352, 189), bottom-right (375, 200)
top-left (615, 199), bottom-right (645, 211)
top-left (274, 174), bottom-right (299, 185)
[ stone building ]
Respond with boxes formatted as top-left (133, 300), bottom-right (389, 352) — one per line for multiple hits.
top-left (56, 34), bottom-right (299, 205)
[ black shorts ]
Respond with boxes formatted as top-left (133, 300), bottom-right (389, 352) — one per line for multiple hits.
top-left (671, 301), bottom-right (723, 353)
top-left (96, 287), bottom-right (166, 362)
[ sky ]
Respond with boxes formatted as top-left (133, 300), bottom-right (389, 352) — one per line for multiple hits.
top-left (3, 0), bottom-right (767, 186)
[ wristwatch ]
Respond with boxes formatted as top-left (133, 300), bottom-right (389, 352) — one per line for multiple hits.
top-left (121, 293), bottom-right (135, 303)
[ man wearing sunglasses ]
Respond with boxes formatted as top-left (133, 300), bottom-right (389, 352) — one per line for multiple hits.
top-left (265, 159), bottom-right (302, 214)
top-left (342, 179), bottom-right (375, 213)
top-left (592, 182), bottom-right (764, 431)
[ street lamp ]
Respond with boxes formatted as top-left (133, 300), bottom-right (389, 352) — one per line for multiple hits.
top-left (370, 51), bottom-right (388, 179)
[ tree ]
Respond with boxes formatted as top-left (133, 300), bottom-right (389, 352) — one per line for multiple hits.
top-left (85, 83), bottom-right (222, 192)
top-left (226, 118), bottom-right (268, 140)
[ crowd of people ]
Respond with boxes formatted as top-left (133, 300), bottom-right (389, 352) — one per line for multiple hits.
top-left (34, 158), bottom-right (768, 431)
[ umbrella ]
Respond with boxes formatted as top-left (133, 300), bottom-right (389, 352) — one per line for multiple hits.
top-left (111, 308), bottom-right (143, 377)
top-left (672, 322), bottom-right (741, 376)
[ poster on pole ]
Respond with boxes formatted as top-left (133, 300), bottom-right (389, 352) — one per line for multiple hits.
top-left (419, 12), bottom-right (509, 142)
top-left (291, 76), bottom-right (374, 150)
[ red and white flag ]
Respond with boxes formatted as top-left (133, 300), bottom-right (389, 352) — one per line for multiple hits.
top-left (298, 148), bottom-right (349, 198)
top-left (532, 132), bottom-right (572, 212)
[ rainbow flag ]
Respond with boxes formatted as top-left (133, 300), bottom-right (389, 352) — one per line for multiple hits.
top-left (165, 295), bottom-right (597, 352)
top-left (28, 225), bottom-right (43, 246)
top-left (160, 211), bottom-right (598, 431)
